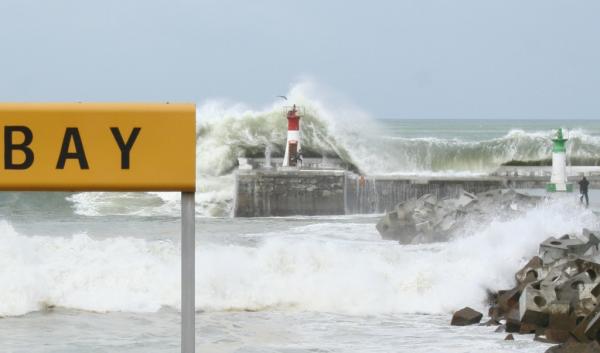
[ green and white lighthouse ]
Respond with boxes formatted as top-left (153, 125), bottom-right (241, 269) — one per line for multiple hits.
top-left (546, 128), bottom-right (573, 192)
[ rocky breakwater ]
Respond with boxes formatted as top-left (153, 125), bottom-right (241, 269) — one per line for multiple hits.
top-left (452, 230), bottom-right (600, 352)
top-left (376, 189), bottom-right (541, 244)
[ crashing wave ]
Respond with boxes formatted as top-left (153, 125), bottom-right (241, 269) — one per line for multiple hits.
top-left (54, 81), bottom-right (600, 217)
top-left (0, 198), bottom-right (596, 317)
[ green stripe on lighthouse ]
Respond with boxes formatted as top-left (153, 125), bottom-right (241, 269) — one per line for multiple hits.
top-left (552, 128), bottom-right (567, 152)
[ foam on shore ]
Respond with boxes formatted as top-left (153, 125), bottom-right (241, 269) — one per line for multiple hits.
top-left (1, 197), bottom-right (596, 317)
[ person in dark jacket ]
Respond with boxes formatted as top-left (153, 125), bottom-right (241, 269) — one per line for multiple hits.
top-left (295, 149), bottom-right (303, 168)
top-left (579, 176), bottom-right (590, 207)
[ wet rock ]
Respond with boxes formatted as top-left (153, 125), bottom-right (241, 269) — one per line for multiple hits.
top-left (451, 307), bottom-right (483, 326)
top-left (544, 328), bottom-right (571, 344)
top-left (504, 334), bottom-right (514, 340)
top-left (505, 308), bottom-right (522, 333)
top-left (519, 322), bottom-right (538, 334)
top-left (506, 320), bottom-right (521, 333)
top-left (547, 302), bottom-right (576, 333)
top-left (535, 335), bottom-right (553, 343)
top-left (570, 306), bottom-right (600, 343)
top-left (583, 311), bottom-right (600, 343)
top-left (447, 227), bottom-right (600, 349)
top-left (498, 285), bottom-right (525, 315)
top-left (481, 318), bottom-right (500, 326)
top-left (488, 306), bottom-right (503, 322)
top-left (545, 340), bottom-right (600, 353)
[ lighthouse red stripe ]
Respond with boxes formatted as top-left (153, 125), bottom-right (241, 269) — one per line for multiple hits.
top-left (288, 118), bottom-right (300, 130)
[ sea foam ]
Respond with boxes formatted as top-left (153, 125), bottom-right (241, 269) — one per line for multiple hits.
top-left (0, 197), bottom-right (596, 317)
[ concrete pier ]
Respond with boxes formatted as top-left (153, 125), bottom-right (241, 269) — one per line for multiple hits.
top-left (234, 169), bottom-right (600, 217)
top-left (235, 170), bottom-right (346, 217)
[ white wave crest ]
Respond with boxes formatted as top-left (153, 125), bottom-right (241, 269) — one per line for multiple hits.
top-left (1, 196), bottom-right (596, 317)
top-left (65, 81), bottom-right (600, 217)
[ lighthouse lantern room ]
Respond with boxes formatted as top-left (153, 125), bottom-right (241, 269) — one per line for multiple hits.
top-left (283, 105), bottom-right (302, 167)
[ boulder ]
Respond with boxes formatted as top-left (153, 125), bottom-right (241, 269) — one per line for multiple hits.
top-left (451, 307), bottom-right (483, 326)
top-left (504, 334), bottom-right (514, 340)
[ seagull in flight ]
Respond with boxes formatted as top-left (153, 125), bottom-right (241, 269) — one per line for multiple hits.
top-left (276, 95), bottom-right (287, 101)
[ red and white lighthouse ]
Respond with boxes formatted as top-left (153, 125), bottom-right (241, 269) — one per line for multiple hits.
top-left (283, 105), bottom-right (301, 167)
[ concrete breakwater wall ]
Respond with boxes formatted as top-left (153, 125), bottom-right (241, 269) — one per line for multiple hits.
top-left (234, 170), bottom-right (600, 217)
top-left (234, 170), bottom-right (346, 217)
top-left (345, 175), bottom-right (505, 214)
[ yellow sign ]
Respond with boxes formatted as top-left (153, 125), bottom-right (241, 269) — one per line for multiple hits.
top-left (0, 103), bottom-right (196, 191)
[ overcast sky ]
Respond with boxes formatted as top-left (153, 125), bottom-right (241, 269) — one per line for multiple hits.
top-left (0, 0), bottom-right (598, 118)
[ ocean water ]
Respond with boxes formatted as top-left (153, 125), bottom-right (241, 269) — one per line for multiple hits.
top-left (2, 85), bottom-right (600, 352)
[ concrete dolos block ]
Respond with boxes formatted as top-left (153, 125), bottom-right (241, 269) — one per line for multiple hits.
top-left (539, 237), bottom-right (586, 264)
top-left (452, 229), bottom-right (600, 348)
top-left (376, 189), bottom-right (541, 244)
top-left (519, 283), bottom-right (556, 327)
top-left (556, 272), bottom-right (599, 309)
top-left (516, 256), bottom-right (545, 285)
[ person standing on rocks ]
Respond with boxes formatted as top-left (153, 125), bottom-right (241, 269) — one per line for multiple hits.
top-left (579, 176), bottom-right (590, 207)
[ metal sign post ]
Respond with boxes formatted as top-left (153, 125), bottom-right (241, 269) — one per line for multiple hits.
top-left (181, 192), bottom-right (195, 353)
